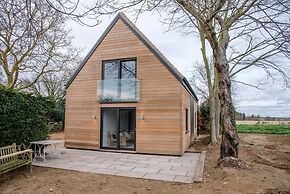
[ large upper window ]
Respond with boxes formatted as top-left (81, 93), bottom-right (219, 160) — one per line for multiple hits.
top-left (103, 59), bottom-right (136, 79)
top-left (98, 58), bottom-right (139, 103)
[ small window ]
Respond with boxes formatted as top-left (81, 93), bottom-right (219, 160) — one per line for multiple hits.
top-left (185, 108), bottom-right (189, 134)
top-left (195, 112), bottom-right (197, 129)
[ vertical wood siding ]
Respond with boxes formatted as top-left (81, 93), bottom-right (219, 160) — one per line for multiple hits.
top-left (65, 19), bottom-right (195, 155)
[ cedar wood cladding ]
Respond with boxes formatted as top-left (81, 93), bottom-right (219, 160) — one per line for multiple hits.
top-left (64, 12), bottom-right (198, 155)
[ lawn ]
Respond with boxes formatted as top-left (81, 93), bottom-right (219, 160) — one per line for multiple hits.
top-left (237, 124), bottom-right (290, 135)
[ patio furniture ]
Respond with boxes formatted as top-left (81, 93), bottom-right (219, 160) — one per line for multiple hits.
top-left (120, 133), bottom-right (126, 146)
top-left (30, 140), bottom-right (64, 162)
top-left (0, 143), bottom-right (32, 174)
top-left (107, 132), bottom-right (117, 147)
top-left (120, 131), bottom-right (132, 146)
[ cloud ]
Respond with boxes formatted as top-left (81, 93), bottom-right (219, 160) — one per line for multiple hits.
top-left (238, 105), bottom-right (290, 117)
top-left (236, 82), bottom-right (290, 117)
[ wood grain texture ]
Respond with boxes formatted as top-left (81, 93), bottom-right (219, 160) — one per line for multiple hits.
top-left (181, 86), bottom-right (190, 153)
top-left (65, 18), bottom-right (197, 155)
top-left (180, 86), bottom-right (198, 153)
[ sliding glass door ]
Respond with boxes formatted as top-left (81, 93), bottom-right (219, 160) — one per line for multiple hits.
top-left (101, 108), bottom-right (136, 150)
top-left (101, 109), bottom-right (118, 149)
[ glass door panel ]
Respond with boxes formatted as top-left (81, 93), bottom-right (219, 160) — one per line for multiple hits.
top-left (101, 109), bottom-right (118, 149)
top-left (119, 109), bottom-right (136, 150)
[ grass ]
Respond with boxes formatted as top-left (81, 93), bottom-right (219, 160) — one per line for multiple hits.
top-left (237, 124), bottom-right (290, 135)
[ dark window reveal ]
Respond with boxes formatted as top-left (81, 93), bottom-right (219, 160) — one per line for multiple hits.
top-left (185, 108), bottom-right (189, 134)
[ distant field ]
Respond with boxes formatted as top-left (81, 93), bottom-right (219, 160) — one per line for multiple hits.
top-left (236, 120), bottom-right (290, 125)
top-left (237, 124), bottom-right (290, 135)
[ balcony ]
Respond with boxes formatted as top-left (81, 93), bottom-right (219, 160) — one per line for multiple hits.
top-left (97, 79), bottom-right (140, 103)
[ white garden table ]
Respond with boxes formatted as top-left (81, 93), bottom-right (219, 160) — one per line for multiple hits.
top-left (30, 140), bottom-right (64, 162)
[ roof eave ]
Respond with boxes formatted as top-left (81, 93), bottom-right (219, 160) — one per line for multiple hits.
top-left (183, 78), bottom-right (198, 101)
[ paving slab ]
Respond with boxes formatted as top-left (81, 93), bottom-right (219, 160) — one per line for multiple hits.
top-left (171, 166), bottom-right (193, 171)
top-left (132, 167), bottom-right (160, 174)
top-left (186, 170), bottom-right (196, 177)
top-left (144, 173), bottom-right (175, 181)
top-left (123, 162), bottom-right (148, 168)
top-left (91, 168), bottom-right (119, 175)
top-left (159, 161), bottom-right (182, 167)
top-left (33, 148), bottom-right (205, 183)
top-left (116, 171), bottom-right (147, 178)
top-left (173, 175), bottom-right (193, 183)
top-left (86, 163), bottom-right (112, 169)
top-left (158, 169), bottom-right (187, 176)
top-left (108, 165), bottom-right (135, 171)
top-left (146, 164), bottom-right (172, 170)
top-left (193, 151), bottom-right (206, 182)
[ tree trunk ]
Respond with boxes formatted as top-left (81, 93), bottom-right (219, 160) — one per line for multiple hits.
top-left (198, 25), bottom-right (218, 145)
top-left (215, 93), bottom-right (221, 139)
top-left (213, 70), bottom-right (221, 140)
top-left (209, 95), bottom-right (217, 144)
top-left (215, 49), bottom-right (240, 161)
top-left (7, 72), bottom-right (14, 88)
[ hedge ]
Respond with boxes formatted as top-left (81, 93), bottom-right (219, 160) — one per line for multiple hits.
top-left (0, 87), bottom-right (54, 147)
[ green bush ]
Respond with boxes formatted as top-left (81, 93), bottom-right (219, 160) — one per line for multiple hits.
top-left (0, 87), bottom-right (54, 147)
top-left (199, 99), bottom-right (210, 134)
top-left (49, 100), bottom-right (64, 122)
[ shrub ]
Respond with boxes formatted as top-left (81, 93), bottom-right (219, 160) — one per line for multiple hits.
top-left (199, 99), bottom-right (210, 134)
top-left (0, 87), bottom-right (54, 147)
top-left (49, 100), bottom-right (65, 123)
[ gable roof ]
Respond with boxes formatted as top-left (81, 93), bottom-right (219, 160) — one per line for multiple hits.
top-left (65, 12), bottom-right (198, 101)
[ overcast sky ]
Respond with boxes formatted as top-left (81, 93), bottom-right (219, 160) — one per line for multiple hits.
top-left (67, 12), bottom-right (290, 118)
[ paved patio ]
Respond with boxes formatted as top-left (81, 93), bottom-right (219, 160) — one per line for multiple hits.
top-left (33, 148), bottom-right (205, 183)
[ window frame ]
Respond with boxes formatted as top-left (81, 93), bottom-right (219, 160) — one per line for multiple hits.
top-left (185, 108), bottom-right (189, 134)
top-left (102, 58), bottom-right (137, 80)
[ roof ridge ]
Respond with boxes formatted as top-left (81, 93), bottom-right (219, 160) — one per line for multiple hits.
top-left (65, 12), bottom-right (198, 101)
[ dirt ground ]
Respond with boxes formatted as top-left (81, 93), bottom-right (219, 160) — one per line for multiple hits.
top-left (0, 133), bottom-right (289, 194)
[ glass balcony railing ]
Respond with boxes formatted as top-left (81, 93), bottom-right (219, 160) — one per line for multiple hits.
top-left (97, 79), bottom-right (140, 102)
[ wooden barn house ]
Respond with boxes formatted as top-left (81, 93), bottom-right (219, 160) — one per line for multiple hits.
top-left (64, 13), bottom-right (198, 156)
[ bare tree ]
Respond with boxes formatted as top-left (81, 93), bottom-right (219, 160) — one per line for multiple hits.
top-left (0, 0), bottom-right (79, 89)
top-left (199, 29), bottom-right (220, 144)
top-left (22, 0), bottom-right (290, 166)
top-left (27, 60), bottom-right (79, 101)
top-left (194, 0), bottom-right (289, 148)
top-left (156, 0), bottom-right (289, 165)
top-left (191, 62), bottom-right (210, 100)
top-left (191, 56), bottom-right (220, 144)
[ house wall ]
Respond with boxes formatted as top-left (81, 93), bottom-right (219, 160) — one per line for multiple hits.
top-left (193, 98), bottom-right (198, 139)
top-left (181, 86), bottom-right (198, 154)
top-left (65, 18), bottom-right (185, 155)
top-left (181, 86), bottom-right (190, 153)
